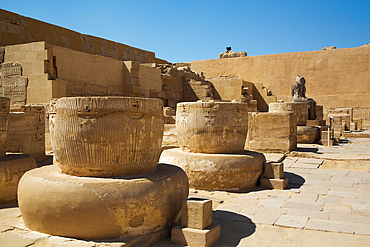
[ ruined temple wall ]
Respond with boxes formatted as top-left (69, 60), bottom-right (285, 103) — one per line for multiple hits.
top-left (138, 64), bottom-right (162, 98)
top-left (4, 42), bottom-right (163, 104)
top-left (208, 78), bottom-right (245, 101)
top-left (191, 45), bottom-right (370, 110)
top-left (3, 42), bottom-right (65, 104)
top-left (0, 9), bottom-right (165, 64)
top-left (53, 46), bottom-right (125, 97)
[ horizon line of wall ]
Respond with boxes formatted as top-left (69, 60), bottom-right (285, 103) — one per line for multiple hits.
top-left (0, 9), bottom-right (168, 64)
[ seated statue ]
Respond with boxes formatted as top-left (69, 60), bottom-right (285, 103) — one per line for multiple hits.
top-left (291, 76), bottom-right (316, 120)
top-left (219, 49), bottom-right (247, 59)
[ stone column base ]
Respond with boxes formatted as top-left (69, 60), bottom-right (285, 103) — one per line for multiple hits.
top-left (160, 148), bottom-right (265, 191)
top-left (0, 154), bottom-right (36, 204)
top-left (171, 224), bottom-right (221, 247)
top-left (18, 164), bottom-right (189, 240)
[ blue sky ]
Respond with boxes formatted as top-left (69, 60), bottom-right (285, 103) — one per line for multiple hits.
top-left (2, 0), bottom-right (370, 63)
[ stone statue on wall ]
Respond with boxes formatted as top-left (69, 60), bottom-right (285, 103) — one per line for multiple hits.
top-left (291, 75), bottom-right (316, 120)
top-left (219, 47), bottom-right (247, 59)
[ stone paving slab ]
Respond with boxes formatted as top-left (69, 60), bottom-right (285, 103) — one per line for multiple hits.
top-left (275, 214), bottom-right (308, 229)
top-left (305, 218), bottom-right (355, 234)
top-left (286, 208), bottom-right (330, 220)
top-left (355, 223), bottom-right (370, 235)
top-left (291, 162), bottom-right (320, 169)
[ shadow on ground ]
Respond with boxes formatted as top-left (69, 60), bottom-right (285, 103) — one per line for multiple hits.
top-left (293, 146), bottom-right (322, 154)
top-left (212, 210), bottom-right (256, 247)
top-left (36, 155), bottom-right (53, 167)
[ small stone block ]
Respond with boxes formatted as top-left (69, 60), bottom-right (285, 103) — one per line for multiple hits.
top-left (306, 120), bottom-right (326, 126)
top-left (265, 162), bottom-right (284, 179)
top-left (319, 139), bottom-right (335, 146)
top-left (171, 224), bottom-right (221, 247)
top-left (260, 178), bottom-right (289, 190)
top-left (182, 198), bottom-right (212, 230)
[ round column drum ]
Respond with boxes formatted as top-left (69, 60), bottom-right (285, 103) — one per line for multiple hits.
top-left (176, 101), bottom-right (248, 153)
top-left (53, 97), bottom-right (164, 177)
top-left (0, 97), bottom-right (10, 158)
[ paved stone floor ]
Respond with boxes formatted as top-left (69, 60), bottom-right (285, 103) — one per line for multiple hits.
top-left (1, 138), bottom-right (370, 246)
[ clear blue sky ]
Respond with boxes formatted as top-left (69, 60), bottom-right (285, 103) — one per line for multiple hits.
top-left (2, 0), bottom-right (370, 63)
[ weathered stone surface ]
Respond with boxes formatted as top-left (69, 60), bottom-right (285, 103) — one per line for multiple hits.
top-left (353, 118), bottom-right (362, 130)
top-left (162, 124), bottom-right (178, 147)
top-left (8, 105), bottom-right (45, 161)
top-left (297, 126), bottom-right (319, 144)
top-left (0, 62), bottom-right (27, 112)
top-left (306, 119), bottom-right (326, 126)
top-left (260, 178), bottom-right (289, 190)
top-left (53, 97), bottom-right (164, 177)
top-left (219, 49), bottom-right (247, 59)
top-left (176, 101), bottom-right (248, 154)
top-left (0, 97), bottom-right (10, 158)
top-left (18, 164), bottom-right (189, 239)
top-left (0, 154), bottom-right (36, 204)
top-left (182, 198), bottom-right (212, 230)
top-left (316, 105), bottom-right (324, 120)
top-left (266, 162), bottom-right (284, 179)
top-left (269, 102), bottom-right (308, 126)
top-left (291, 76), bottom-right (316, 120)
top-left (246, 112), bottom-right (297, 153)
top-left (160, 148), bottom-right (265, 190)
top-left (171, 224), bottom-right (221, 247)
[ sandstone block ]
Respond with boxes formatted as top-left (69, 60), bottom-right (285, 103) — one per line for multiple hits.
top-left (8, 105), bottom-right (45, 161)
top-left (316, 105), bottom-right (323, 120)
top-left (334, 108), bottom-right (353, 122)
top-left (0, 98), bottom-right (10, 158)
top-left (162, 124), bottom-right (178, 146)
top-left (171, 224), bottom-right (221, 247)
top-left (353, 118), bottom-right (362, 130)
top-left (319, 139), bottom-right (335, 147)
top-left (269, 102), bottom-right (308, 126)
top-left (177, 101), bottom-right (248, 153)
top-left (160, 148), bottom-right (265, 190)
top-left (182, 198), bottom-right (212, 230)
top-left (53, 97), bottom-right (163, 177)
top-left (246, 112), bottom-right (297, 153)
top-left (0, 154), bottom-right (37, 204)
top-left (260, 178), bottom-right (289, 190)
top-left (18, 164), bottom-right (189, 239)
top-left (297, 126), bottom-right (319, 144)
top-left (306, 120), bottom-right (326, 126)
top-left (266, 162), bottom-right (284, 179)
top-left (350, 122), bottom-right (357, 131)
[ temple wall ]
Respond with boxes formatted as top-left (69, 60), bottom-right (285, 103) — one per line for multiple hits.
top-left (0, 9), bottom-right (167, 64)
top-left (191, 45), bottom-right (370, 109)
top-left (138, 64), bottom-right (162, 98)
top-left (53, 46), bottom-right (125, 97)
top-left (3, 41), bottom-right (163, 105)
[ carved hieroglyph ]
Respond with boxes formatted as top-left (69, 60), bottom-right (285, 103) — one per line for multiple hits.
top-left (19, 96), bottom-right (189, 239)
top-left (0, 97), bottom-right (9, 157)
top-left (53, 97), bottom-right (164, 177)
top-left (176, 101), bottom-right (248, 153)
top-left (0, 62), bottom-right (28, 112)
top-left (269, 102), bottom-right (308, 126)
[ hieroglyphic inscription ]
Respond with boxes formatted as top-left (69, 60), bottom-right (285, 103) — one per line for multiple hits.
top-left (0, 62), bottom-right (27, 112)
